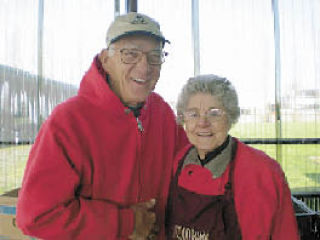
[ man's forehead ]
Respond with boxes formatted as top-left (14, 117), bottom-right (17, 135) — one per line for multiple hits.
top-left (112, 35), bottom-right (163, 49)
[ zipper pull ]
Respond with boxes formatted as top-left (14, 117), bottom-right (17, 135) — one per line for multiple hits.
top-left (136, 117), bottom-right (144, 132)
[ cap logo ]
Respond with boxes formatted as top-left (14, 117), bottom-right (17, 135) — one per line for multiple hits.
top-left (131, 15), bottom-right (147, 24)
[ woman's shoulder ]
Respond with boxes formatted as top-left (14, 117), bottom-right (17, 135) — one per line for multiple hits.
top-left (233, 137), bottom-right (284, 175)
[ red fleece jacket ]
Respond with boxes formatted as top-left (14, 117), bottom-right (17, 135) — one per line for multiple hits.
top-left (16, 57), bottom-right (188, 240)
top-left (174, 138), bottom-right (300, 240)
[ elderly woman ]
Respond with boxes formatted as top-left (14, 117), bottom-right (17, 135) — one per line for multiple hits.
top-left (166, 75), bottom-right (299, 240)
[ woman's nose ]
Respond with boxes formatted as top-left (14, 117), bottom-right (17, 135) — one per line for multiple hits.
top-left (197, 115), bottom-right (211, 127)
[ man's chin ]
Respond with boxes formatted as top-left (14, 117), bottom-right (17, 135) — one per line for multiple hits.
top-left (124, 98), bottom-right (147, 107)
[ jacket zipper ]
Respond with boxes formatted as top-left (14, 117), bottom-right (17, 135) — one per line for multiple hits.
top-left (136, 117), bottom-right (144, 132)
top-left (136, 117), bottom-right (143, 202)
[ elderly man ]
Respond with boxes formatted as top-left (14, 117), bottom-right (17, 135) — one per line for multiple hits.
top-left (17, 12), bottom-right (188, 240)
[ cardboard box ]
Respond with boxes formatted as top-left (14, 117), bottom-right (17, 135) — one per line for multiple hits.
top-left (0, 189), bottom-right (35, 240)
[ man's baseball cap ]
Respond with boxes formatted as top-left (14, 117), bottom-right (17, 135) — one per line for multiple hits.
top-left (106, 12), bottom-right (169, 46)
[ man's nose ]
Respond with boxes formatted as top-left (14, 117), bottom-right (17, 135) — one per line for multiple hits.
top-left (135, 53), bottom-right (150, 69)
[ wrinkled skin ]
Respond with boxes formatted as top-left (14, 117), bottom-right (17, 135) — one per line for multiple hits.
top-left (99, 35), bottom-right (162, 107)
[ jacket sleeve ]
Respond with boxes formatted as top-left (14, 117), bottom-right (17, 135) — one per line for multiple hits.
top-left (270, 168), bottom-right (300, 239)
top-left (16, 119), bottom-right (134, 240)
top-left (235, 153), bottom-right (300, 240)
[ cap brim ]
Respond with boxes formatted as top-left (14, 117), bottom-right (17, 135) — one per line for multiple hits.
top-left (109, 31), bottom-right (169, 45)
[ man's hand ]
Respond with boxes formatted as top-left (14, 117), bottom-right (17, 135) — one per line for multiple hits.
top-left (129, 199), bottom-right (159, 240)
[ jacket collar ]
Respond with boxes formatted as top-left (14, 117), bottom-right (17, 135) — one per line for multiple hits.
top-left (78, 55), bottom-right (151, 119)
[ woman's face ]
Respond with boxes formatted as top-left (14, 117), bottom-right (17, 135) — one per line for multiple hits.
top-left (184, 93), bottom-right (230, 159)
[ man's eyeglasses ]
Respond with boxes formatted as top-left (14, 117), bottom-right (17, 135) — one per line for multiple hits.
top-left (111, 48), bottom-right (168, 65)
top-left (183, 108), bottom-right (225, 123)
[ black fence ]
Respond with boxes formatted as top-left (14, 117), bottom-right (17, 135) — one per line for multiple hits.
top-left (292, 194), bottom-right (320, 240)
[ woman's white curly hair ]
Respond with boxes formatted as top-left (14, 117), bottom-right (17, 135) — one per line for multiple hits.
top-left (176, 74), bottom-right (240, 126)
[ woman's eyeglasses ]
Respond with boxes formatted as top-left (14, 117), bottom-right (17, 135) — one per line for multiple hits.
top-left (183, 108), bottom-right (225, 123)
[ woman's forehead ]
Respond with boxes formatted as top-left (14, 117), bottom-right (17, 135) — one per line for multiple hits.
top-left (186, 93), bottom-right (223, 110)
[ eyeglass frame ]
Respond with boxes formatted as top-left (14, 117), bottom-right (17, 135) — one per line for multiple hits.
top-left (108, 48), bottom-right (168, 65)
top-left (182, 108), bottom-right (226, 123)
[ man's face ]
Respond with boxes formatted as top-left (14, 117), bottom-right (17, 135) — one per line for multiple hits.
top-left (100, 35), bottom-right (162, 107)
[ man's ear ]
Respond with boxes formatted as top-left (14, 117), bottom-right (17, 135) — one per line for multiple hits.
top-left (99, 49), bottom-right (109, 64)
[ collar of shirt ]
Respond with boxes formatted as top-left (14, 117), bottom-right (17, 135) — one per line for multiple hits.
top-left (183, 136), bottom-right (233, 178)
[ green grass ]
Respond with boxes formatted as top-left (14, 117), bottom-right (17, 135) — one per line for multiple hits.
top-left (0, 120), bottom-right (319, 195)
top-left (248, 144), bottom-right (320, 192)
top-left (230, 120), bottom-right (320, 193)
top-left (230, 120), bottom-right (320, 138)
top-left (0, 145), bottom-right (31, 194)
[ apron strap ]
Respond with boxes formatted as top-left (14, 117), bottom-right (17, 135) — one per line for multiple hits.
top-left (175, 147), bottom-right (193, 179)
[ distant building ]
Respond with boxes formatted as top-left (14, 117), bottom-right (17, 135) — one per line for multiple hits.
top-left (0, 64), bottom-right (78, 143)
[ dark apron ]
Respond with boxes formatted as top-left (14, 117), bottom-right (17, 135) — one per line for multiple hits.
top-left (166, 141), bottom-right (242, 240)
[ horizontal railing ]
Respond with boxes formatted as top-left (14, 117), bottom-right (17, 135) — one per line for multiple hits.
top-left (241, 138), bottom-right (320, 144)
top-left (293, 192), bottom-right (320, 213)
top-left (1, 138), bottom-right (320, 146)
